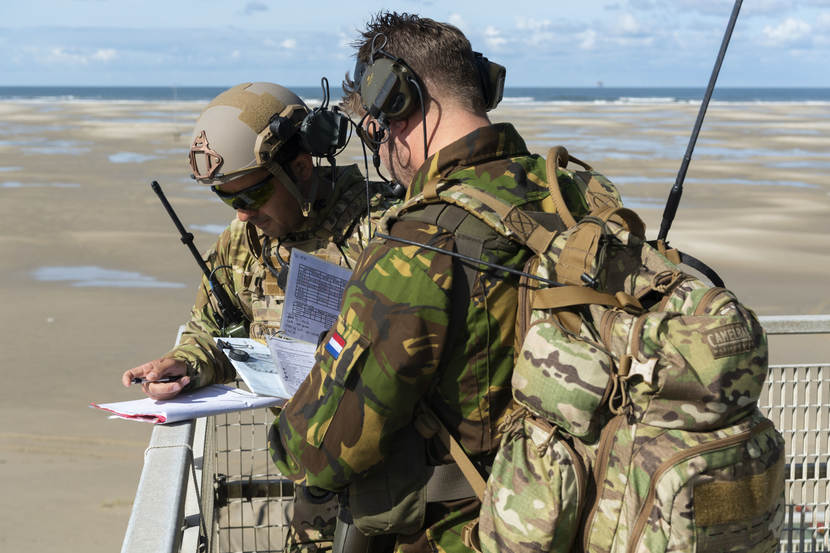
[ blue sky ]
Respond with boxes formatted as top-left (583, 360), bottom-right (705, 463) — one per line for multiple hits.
top-left (3, 0), bottom-right (830, 87)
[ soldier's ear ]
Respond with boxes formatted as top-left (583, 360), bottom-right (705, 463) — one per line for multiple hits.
top-left (288, 153), bottom-right (314, 184)
top-left (390, 118), bottom-right (408, 135)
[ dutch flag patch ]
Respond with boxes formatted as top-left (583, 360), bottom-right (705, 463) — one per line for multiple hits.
top-left (325, 332), bottom-right (346, 359)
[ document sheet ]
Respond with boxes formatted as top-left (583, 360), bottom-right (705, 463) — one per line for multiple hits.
top-left (265, 335), bottom-right (317, 398)
top-left (215, 336), bottom-right (314, 398)
top-left (91, 384), bottom-right (284, 424)
top-left (280, 248), bottom-right (352, 344)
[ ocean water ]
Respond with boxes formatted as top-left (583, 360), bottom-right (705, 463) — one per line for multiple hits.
top-left (3, 84), bottom-right (827, 197)
top-left (2, 86), bottom-right (830, 105)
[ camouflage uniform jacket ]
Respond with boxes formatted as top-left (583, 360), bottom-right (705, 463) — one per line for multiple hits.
top-left (272, 124), bottom-right (584, 553)
top-left (165, 163), bottom-right (397, 389)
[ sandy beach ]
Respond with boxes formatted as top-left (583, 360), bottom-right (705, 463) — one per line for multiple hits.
top-left (1, 97), bottom-right (829, 551)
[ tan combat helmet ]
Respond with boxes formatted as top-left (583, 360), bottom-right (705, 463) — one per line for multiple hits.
top-left (189, 82), bottom-right (315, 214)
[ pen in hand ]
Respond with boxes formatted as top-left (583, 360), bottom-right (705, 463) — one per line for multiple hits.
top-left (131, 375), bottom-right (184, 384)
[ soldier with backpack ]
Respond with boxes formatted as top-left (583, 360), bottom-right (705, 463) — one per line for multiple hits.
top-left (269, 10), bottom-right (785, 553)
top-left (267, 11), bottom-right (605, 552)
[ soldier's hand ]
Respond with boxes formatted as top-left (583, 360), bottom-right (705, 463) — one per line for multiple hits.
top-left (122, 358), bottom-right (190, 400)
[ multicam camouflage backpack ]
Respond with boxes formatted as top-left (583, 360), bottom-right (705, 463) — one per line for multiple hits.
top-left (399, 146), bottom-right (786, 553)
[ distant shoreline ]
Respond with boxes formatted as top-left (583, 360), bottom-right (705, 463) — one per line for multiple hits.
top-left (2, 86), bottom-right (830, 105)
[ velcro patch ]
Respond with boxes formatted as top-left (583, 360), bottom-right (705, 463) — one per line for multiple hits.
top-left (504, 206), bottom-right (536, 241)
top-left (704, 322), bottom-right (753, 359)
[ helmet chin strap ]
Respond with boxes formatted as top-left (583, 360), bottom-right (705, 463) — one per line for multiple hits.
top-left (267, 162), bottom-right (317, 218)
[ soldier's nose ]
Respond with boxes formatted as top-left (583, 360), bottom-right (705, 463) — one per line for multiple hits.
top-left (236, 208), bottom-right (256, 222)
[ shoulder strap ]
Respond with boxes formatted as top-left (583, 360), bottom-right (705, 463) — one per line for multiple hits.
top-left (546, 146), bottom-right (580, 228)
top-left (400, 182), bottom-right (562, 255)
top-left (396, 202), bottom-right (498, 293)
top-left (414, 406), bottom-right (487, 502)
top-left (546, 145), bottom-right (622, 218)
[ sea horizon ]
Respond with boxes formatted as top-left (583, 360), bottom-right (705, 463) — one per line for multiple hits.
top-left (3, 85), bottom-right (830, 105)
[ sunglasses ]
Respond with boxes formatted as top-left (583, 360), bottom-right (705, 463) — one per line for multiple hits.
top-left (211, 174), bottom-right (275, 211)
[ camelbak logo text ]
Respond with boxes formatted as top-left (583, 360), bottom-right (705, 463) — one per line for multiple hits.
top-left (704, 323), bottom-right (753, 358)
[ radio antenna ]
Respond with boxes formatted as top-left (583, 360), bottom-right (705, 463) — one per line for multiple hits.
top-left (657, 0), bottom-right (742, 243)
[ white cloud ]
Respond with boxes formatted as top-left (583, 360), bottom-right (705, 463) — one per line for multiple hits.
top-left (448, 13), bottom-right (465, 31)
top-left (619, 13), bottom-right (641, 34)
top-left (514, 17), bottom-right (556, 46)
top-left (281, 38), bottom-right (297, 49)
top-left (48, 47), bottom-right (85, 64)
top-left (483, 26), bottom-right (507, 51)
top-left (44, 46), bottom-right (117, 64)
top-left (515, 17), bottom-right (551, 32)
top-left (741, 0), bottom-right (795, 17)
top-left (92, 48), bottom-right (117, 61)
top-left (580, 29), bottom-right (597, 50)
top-left (337, 30), bottom-right (352, 49)
top-left (335, 31), bottom-right (353, 60)
top-left (763, 18), bottom-right (811, 45)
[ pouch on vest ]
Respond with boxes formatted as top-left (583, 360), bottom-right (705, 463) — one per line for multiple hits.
top-left (478, 411), bottom-right (587, 553)
top-left (598, 278), bottom-right (768, 431)
top-left (347, 425), bottom-right (430, 536)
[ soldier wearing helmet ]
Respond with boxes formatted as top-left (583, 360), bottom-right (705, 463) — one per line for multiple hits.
top-left (122, 82), bottom-right (398, 551)
top-left (122, 79), bottom-right (398, 392)
top-left (123, 80), bottom-right (398, 393)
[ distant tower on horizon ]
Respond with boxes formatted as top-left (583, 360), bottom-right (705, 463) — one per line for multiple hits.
top-left (596, 81), bottom-right (604, 88)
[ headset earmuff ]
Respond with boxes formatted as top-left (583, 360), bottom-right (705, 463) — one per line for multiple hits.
top-left (358, 54), bottom-right (420, 122)
top-left (473, 51), bottom-right (506, 112)
top-left (297, 76), bottom-right (350, 160)
top-left (299, 108), bottom-right (348, 159)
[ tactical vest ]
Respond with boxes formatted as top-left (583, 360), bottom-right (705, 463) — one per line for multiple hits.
top-left (241, 226), bottom-right (361, 341)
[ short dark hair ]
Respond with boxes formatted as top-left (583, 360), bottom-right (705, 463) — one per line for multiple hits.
top-left (342, 12), bottom-right (486, 115)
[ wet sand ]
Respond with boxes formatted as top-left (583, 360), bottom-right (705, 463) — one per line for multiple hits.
top-left (2, 98), bottom-right (829, 552)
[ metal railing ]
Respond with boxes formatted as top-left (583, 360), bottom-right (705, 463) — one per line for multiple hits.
top-left (760, 315), bottom-right (830, 552)
top-left (121, 315), bottom-right (830, 553)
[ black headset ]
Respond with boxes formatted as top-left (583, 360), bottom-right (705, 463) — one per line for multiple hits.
top-left (265, 77), bottom-right (349, 161)
top-left (353, 34), bottom-right (506, 125)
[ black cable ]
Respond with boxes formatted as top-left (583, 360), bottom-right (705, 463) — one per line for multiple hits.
top-left (358, 127), bottom-right (374, 240)
top-left (336, 243), bottom-right (353, 270)
top-left (410, 77), bottom-right (429, 159)
top-left (332, 120), bottom-right (353, 158)
top-left (375, 232), bottom-right (569, 288)
top-left (320, 76), bottom-right (330, 110)
top-left (208, 265), bottom-right (234, 286)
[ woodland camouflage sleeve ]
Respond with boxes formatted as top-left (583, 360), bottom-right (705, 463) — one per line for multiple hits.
top-left (270, 221), bottom-right (455, 491)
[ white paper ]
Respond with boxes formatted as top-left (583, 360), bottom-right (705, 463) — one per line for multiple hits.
top-left (214, 337), bottom-right (291, 398)
top-left (281, 248), bottom-right (352, 343)
top-left (266, 335), bottom-right (317, 397)
top-left (90, 384), bottom-right (284, 424)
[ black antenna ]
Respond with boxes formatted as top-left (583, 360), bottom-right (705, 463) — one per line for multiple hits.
top-left (151, 181), bottom-right (247, 334)
top-left (657, 0), bottom-right (742, 243)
